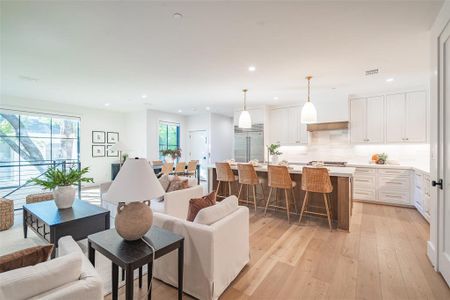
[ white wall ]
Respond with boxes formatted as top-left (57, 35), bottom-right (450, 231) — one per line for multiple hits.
top-left (210, 113), bottom-right (233, 163)
top-left (123, 110), bottom-right (148, 159)
top-left (146, 109), bottom-right (187, 160)
top-left (0, 95), bottom-right (125, 185)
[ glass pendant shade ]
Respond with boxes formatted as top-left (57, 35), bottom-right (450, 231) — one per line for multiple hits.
top-left (238, 89), bottom-right (252, 128)
top-left (238, 110), bottom-right (252, 128)
top-left (301, 102), bottom-right (317, 124)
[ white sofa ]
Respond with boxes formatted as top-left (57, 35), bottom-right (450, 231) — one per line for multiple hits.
top-left (101, 175), bottom-right (203, 219)
top-left (0, 236), bottom-right (103, 300)
top-left (152, 196), bottom-right (250, 300)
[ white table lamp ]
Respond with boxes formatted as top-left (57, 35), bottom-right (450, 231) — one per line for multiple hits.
top-left (104, 158), bottom-right (165, 241)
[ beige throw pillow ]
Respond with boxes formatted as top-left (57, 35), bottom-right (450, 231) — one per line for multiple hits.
top-left (166, 176), bottom-right (189, 193)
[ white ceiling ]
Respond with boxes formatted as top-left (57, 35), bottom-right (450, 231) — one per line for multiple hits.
top-left (0, 0), bottom-right (443, 116)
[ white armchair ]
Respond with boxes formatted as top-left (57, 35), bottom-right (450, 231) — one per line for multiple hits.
top-left (0, 236), bottom-right (103, 300)
top-left (152, 198), bottom-right (250, 300)
top-left (101, 176), bottom-right (203, 219)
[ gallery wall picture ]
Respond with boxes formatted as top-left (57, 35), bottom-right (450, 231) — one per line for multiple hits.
top-left (92, 131), bottom-right (105, 144)
top-left (92, 145), bottom-right (105, 157)
top-left (107, 144), bottom-right (119, 157)
top-left (107, 132), bottom-right (119, 144)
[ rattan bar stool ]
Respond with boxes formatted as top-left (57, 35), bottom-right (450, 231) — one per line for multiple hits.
top-left (185, 160), bottom-right (198, 177)
top-left (172, 161), bottom-right (186, 175)
top-left (0, 198), bottom-right (14, 231)
top-left (264, 165), bottom-right (298, 223)
top-left (215, 162), bottom-right (238, 199)
top-left (237, 163), bottom-right (265, 211)
top-left (160, 162), bottom-right (173, 176)
top-left (299, 167), bottom-right (333, 230)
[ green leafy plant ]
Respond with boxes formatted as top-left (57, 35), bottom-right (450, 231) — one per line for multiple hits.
top-left (160, 148), bottom-right (182, 160)
top-left (30, 167), bottom-right (94, 190)
top-left (267, 144), bottom-right (282, 156)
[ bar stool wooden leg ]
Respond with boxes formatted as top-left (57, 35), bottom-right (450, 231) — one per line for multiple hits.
top-left (237, 184), bottom-right (243, 201)
top-left (284, 189), bottom-right (290, 223)
top-left (264, 188), bottom-right (273, 216)
top-left (290, 188), bottom-right (298, 214)
top-left (323, 194), bottom-right (332, 231)
top-left (252, 185), bottom-right (257, 211)
top-left (216, 181), bottom-right (221, 198)
top-left (299, 191), bottom-right (309, 224)
top-left (228, 182), bottom-right (232, 197)
top-left (260, 183), bottom-right (265, 201)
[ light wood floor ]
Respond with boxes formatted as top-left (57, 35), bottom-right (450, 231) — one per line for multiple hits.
top-left (106, 202), bottom-right (450, 300)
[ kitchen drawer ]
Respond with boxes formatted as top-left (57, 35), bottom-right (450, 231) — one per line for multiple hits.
top-left (353, 189), bottom-right (376, 201)
top-left (423, 175), bottom-right (431, 196)
top-left (378, 191), bottom-right (410, 205)
top-left (378, 168), bottom-right (410, 178)
top-left (354, 176), bottom-right (376, 189)
top-left (355, 168), bottom-right (376, 176)
top-left (378, 176), bottom-right (410, 191)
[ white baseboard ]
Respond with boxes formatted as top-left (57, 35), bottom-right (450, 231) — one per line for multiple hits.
top-left (427, 240), bottom-right (437, 270)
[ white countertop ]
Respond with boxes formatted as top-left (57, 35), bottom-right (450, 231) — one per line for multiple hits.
top-left (208, 164), bottom-right (355, 177)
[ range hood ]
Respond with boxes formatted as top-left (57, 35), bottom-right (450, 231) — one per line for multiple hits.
top-left (306, 121), bottom-right (349, 132)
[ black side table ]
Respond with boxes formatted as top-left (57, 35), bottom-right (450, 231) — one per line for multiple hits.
top-left (88, 226), bottom-right (184, 300)
top-left (23, 199), bottom-right (110, 258)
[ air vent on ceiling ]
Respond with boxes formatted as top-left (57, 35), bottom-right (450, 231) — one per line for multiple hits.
top-left (365, 69), bottom-right (379, 76)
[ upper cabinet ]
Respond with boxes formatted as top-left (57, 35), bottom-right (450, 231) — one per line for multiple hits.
top-left (269, 106), bottom-right (308, 145)
top-left (350, 96), bottom-right (384, 143)
top-left (385, 91), bottom-right (428, 143)
top-left (350, 90), bottom-right (428, 144)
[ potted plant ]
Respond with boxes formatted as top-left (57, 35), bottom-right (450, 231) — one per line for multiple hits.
top-left (267, 144), bottom-right (282, 164)
top-left (30, 167), bottom-right (94, 209)
top-left (160, 148), bottom-right (182, 163)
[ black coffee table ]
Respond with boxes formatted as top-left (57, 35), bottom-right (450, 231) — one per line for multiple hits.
top-left (23, 199), bottom-right (110, 258)
top-left (88, 226), bottom-right (184, 300)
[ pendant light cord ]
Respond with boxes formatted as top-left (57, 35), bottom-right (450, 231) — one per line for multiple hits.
top-left (242, 89), bottom-right (248, 110)
top-left (306, 76), bottom-right (312, 102)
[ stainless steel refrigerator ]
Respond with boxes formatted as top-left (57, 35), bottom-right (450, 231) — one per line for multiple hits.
top-left (234, 124), bottom-right (264, 162)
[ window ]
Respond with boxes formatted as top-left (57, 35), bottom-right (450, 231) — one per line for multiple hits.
top-left (158, 121), bottom-right (180, 159)
top-left (0, 110), bottom-right (80, 208)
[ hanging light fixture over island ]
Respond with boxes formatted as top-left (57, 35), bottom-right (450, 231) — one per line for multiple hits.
top-left (238, 88), bottom-right (252, 128)
top-left (301, 75), bottom-right (317, 124)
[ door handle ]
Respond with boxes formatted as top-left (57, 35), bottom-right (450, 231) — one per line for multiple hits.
top-left (432, 179), bottom-right (443, 190)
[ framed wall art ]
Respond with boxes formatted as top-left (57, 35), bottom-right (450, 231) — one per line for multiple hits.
top-left (92, 145), bottom-right (105, 157)
top-left (107, 132), bottom-right (119, 144)
top-left (92, 131), bottom-right (105, 144)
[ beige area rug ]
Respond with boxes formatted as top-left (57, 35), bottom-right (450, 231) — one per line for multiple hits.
top-left (0, 212), bottom-right (149, 297)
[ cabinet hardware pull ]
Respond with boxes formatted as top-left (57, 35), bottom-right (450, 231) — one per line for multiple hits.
top-left (432, 179), bottom-right (443, 190)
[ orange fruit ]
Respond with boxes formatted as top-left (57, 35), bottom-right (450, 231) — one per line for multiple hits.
top-left (371, 154), bottom-right (379, 161)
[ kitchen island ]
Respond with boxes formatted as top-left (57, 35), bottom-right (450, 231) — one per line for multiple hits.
top-left (208, 164), bottom-right (355, 231)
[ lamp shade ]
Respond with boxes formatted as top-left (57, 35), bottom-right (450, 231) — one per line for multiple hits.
top-left (109, 141), bottom-right (127, 152)
top-left (238, 110), bottom-right (252, 128)
top-left (103, 158), bottom-right (164, 204)
top-left (300, 101), bottom-right (317, 124)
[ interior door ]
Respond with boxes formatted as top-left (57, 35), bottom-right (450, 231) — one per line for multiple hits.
top-left (405, 91), bottom-right (428, 142)
top-left (438, 21), bottom-right (450, 285)
top-left (188, 130), bottom-right (208, 180)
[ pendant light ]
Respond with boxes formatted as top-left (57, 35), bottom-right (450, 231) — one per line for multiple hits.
top-left (300, 76), bottom-right (317, 124)
top-left (238, 89), bottom-right (252, 128)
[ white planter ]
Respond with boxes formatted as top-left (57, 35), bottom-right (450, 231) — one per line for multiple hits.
top-left (53, 185), bottom-right (76, 209)
top-left (271, 155), bottom-right (279, 164)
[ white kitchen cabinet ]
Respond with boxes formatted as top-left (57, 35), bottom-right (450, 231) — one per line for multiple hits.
top-left (269, 106), bottom-right (307, 145)
top-left (385, 91), bottom-right (427, 143)
top-left (350, 96), bottom-right (384, 143)
top-left (414, 169), bottom-right (431, 222)
top-left (405, 91), bottom-right (428, 142)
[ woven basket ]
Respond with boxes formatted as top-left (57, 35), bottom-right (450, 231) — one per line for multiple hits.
top-left (0, 198), bottom-right (14, 231)
top-left (26, 192), bottom-right (54, 204)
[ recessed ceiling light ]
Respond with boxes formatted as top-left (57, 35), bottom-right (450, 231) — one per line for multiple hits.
top-left (104, 103), bottom-right (110, 107)
top-left (386, 78), bottom-right (394, 82)
top-left (205, 106), bottom-right (211, 111)
top-left (141, 94), bottom-right (148, 99)
top-left (273, 96), bottom-right (279, 100)
top-left (173, 13), bottom-right (183, 19)
top-left (178, 109), bottom-right (182, 113)
top-left (248, 65), bottom-right (256, 72)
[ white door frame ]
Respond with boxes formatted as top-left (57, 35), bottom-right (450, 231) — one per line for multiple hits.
top-left (187, 130), bottom-right (209, 180)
